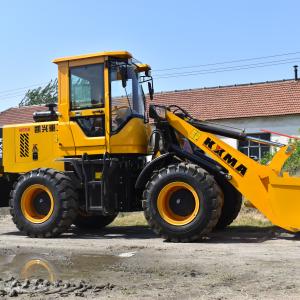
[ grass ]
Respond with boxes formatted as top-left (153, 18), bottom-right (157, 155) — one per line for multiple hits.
top-left (230, 205), bottom-right (271, 227)
top-left (110, 205), bottom-right (271, 228)
top-left (111, 212), bottom-right (148, 227)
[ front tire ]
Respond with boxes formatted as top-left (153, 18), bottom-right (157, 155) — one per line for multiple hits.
top-left (214, 178), bottom-right (242, 229)
top-left (143, 163), bottom-right (222, 242)
top-left (10, 169), bottom-right (78, 238)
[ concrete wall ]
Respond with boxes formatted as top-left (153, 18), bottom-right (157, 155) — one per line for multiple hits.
top-left (211, 114), bottom-right (300, 149)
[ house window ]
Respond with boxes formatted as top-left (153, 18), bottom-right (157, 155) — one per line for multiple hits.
top-left (238, 133), bottom-right (270, 160)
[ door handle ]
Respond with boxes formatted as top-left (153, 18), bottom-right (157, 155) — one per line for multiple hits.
top-left (92, 110), bottom-right (104, 114)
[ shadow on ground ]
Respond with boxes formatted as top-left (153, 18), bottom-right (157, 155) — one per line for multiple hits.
top-left (3, 224), bottom-right (300, 243)
top-left (206, 226), bottom-right (295, 243)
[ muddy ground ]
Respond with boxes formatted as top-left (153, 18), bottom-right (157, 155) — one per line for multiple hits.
top-left (0, 209), bottom-right (299, 299)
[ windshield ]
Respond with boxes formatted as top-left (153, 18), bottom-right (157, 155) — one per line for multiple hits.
top-left (110, 62), bottom-right (145, 132)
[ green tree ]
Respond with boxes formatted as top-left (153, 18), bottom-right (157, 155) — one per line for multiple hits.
top-left (261, 137), bottom-right (300, 175)
top-left (19, 79), bottom-right (58, 106)
top-left (282, 139), bottom-right (300, 175)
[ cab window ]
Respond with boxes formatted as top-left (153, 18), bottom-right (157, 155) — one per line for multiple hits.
top-left (75, 116), bottom-right (105, 137)
top-left (70, 64), bottom-right (104, 110)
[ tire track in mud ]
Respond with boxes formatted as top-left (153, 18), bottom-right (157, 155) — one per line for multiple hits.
top-left (0, 277), bottom-right (116, 298)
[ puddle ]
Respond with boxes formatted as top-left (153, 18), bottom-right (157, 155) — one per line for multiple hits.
top-left (0, 252), bottom-right (124, 297)
top-left (0, 252), bottom-right (121, 282)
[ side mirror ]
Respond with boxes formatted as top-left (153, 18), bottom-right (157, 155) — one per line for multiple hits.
top-left (120, 66), bottom-right (128, 88)
top-left (148, 82), bottom-right (154, 100)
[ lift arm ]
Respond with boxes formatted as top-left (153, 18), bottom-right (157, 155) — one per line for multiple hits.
top-left (164, 110), bottom-right (300, 232)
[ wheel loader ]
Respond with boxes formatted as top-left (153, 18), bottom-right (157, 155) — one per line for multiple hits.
top-left (1, 50), bottom-right (300, 242)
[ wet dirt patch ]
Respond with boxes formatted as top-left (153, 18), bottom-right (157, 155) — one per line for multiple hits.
top-left (0, 252), bottom-right (121, 298)
top-left (0, 252), bottom-right (121, 281)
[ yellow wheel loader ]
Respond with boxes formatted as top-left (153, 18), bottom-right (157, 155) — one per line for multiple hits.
top-left (1, 50), bottom-right (300, 242)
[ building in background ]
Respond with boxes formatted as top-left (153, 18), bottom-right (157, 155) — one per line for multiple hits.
top-left (1, 79), bottom-right (300, 160)
top-left (153, 79), bottom-right (300, 160)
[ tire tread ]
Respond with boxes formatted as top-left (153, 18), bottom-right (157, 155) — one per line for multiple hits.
top-left (9, 169), bottom-right (78, 238)
top-left (143, 163), bottom-right (222, 242)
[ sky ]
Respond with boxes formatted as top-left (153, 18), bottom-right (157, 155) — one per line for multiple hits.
top-left (0, 0), bottom-right (300, 111)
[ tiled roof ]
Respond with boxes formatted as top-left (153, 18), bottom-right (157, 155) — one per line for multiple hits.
top-left (152, 79), bottom-right (300, 120)
top-left (1, 79), bottom-right (300, 127)
top-left (0, 105), bottom-right (46, 127)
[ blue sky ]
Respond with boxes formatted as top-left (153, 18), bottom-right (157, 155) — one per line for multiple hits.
top-left (0, 0), bottom-right (300, 110)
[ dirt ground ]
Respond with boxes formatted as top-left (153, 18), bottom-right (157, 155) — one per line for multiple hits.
top-left (0, 209), bottom-right (299, 299)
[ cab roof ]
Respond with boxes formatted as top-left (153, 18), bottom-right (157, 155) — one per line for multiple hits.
top-left (52, 50), bottom-right (132, 64)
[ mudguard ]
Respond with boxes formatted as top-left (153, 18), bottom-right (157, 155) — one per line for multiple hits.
top-left (135, 153), bottom-right (179, 190)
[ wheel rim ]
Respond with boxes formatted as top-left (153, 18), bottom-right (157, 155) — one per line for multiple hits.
top-left (21, 184), bottom-right (54, 224)
top-left (157, 181), bottom-right (200, 226)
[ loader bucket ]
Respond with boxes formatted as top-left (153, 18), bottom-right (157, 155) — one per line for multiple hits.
top-left (268, 173), bottom-right (300, 232)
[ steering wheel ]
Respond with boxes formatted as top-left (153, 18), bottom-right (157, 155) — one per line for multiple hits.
top-left (111, 106), bottom-right (131, 129)
top-left (111, 106), bottom-right (129, 116)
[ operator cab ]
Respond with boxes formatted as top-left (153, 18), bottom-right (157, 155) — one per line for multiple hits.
top-left (52, 51), bottom-right (154, 155)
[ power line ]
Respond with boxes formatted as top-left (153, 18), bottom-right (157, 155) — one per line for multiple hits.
top-left (0, 92), bottom-right (29, 103)
top-left (154, 57), bottom-right (300, 78)
top-left (155, 61), bottom-right (299, 79)
top-left (0, 90), bottom-right (32, 98)
top-left (0, 82), bottom-right (48, 97)
top-left (153, 51), bottom-right (300, 72)
top-left (154, 59), bottom-right (299, 79)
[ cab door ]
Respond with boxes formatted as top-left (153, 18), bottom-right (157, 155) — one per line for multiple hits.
top-left (68, 61), bottom-right (107, 155)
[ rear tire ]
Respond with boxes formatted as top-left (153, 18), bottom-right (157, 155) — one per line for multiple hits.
top-left (143, 163), bottom-right (222, 242)
top-left (74, 213), bottom-right (118, 230)
top-left (10, 168), bottom-right (78, 238)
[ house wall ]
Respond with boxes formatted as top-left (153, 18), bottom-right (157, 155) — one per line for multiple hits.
top-left (211, 114), bottom-right (300, 149)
